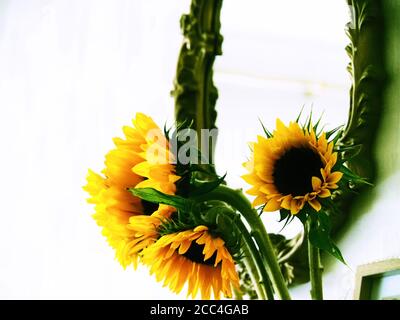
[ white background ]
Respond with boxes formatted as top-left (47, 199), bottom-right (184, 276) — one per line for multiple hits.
top-left (0, 0), bottom-right (352, 299)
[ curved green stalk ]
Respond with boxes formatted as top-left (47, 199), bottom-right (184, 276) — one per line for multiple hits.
top-left (327, 0), bottom-right (385, 238)
top-left (233, 216), bottom-right (275, 300)
top-left (341, 0), bottom-right (385, 180)
top-left (196, 186), bottom-right (291, 300)
top-left (172, 0), bottom-right (223, 174)
top-left (241, 242), bottom-right (267, 300)
top-left (217, 207), bottom-right (274, 300)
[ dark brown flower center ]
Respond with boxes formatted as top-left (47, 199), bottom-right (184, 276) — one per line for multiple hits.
top-left (182, 242), bottom-right (218, 266)
top-left (273, 147), bottom-right (323, 196)
top-left (141, 200), bottom-right (159, 215)
top-left (137, 177), bottom-right (159, 215)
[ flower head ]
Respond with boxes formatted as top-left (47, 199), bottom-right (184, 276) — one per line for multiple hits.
top-left (83, 113), bottom-right (179, 268)
top-left (141, 225), bottom-right (240, 299)
top-left (243, 119), bottom-right (343, 215)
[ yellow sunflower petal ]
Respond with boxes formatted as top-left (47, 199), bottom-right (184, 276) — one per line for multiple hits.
top-left (276, 118), bottom-right (289, 134)
top-left (260, 183), bottom-right (278, 195)
top-left (290, 198), bottom-right (305, 215)
top-left (318, 188), bottom-right (331, 198)
top-left (246, 186), bottom-right (262, 196)
top-left (318, 132), bottom-right (327, 151)
top-left (308, 199), bottom-right (322, 211)
top-left (263, 197), bottom-right (281, 212)
top-left (132, 161), bottom-right (151, 177)
top-left (327, 171), bottom-right (343, 184)
top-left (178, 240), bottom-right (192, 255)
top-left (194, 225), bottom-right (208, 232)
top-left (280, 195), bottom-right (292, 210)
top-left (253, 195), bottom-right (267, 207)
top-left (312, 176), bottom-right (322, 191)
top-left (242, 173), bottom-right (263, 186)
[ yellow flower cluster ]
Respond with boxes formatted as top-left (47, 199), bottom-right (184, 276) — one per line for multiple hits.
top-left (84, 113), bottom-right (239, 299)
top-left (84, 113), bottom-right (179, 268)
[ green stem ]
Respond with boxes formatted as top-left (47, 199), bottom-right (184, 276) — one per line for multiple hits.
top-left (241, 241), bottom-right (267, 300)
top-left (233, 286), bottom-right (243, 300)
top-left (218, 207), bottom-right (274, 300)
top-left (252, 225), bottom-right (291, 300)
top-left (233, 215), bottom-right (274, 300)
top-left (196, 185), bottom-right (291, 300)
top-left (307, 220), bottom-right (324, 300)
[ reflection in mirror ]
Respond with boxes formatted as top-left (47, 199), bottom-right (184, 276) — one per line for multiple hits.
top-left (214, 0), bottom-right (351, 237)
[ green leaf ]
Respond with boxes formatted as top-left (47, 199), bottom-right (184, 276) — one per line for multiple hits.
top-left (129, 187), bottom-right (189, 211)
top-left (336, 144), bottom-right (363, 160)
top-left (317, 211), bottom-right (332, 233)
top-left (190, 174), bottom-right (226, 196)
top-left (309, 225), bottom-right (345, 264)
top-left (279, 214), bottom-right (295, 233)
top-left (326, 126), bottom-right (343, 140)
top-left (335, 143), bottom-right (362, 153)
top-left (259, 118), bottom-right (272, 138)
top-left (313, 112), bottom-right (324, 133)
top-left (296, 209), bottom-right (309, 225)
top-left (305, 108), bottom-right (313, 130)
top-left (163, 122), bottom-right (174, 141)
top-left (339, 165), bottom-right (373, 186)
top-left (279, 209), bottom-right (290, 222)
top-left (296, 105), bottom-right (305, 123)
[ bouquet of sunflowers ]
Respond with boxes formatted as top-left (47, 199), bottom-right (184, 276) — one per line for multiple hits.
top-left (84, 0), bottom-right (371, 300)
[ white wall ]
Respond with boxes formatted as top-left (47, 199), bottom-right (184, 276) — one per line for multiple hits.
top-left (0, 0), bottom-right (188, 299)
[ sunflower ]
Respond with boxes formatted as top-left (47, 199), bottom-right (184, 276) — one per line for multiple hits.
top-left (83, 113), bottom-right (179, 268)
top-left (114, 113), bottom-right (180, 195)
top-left (141, 225), bottom-right (240, 300)
top-left (242, 119), bottom-right (343, 215)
